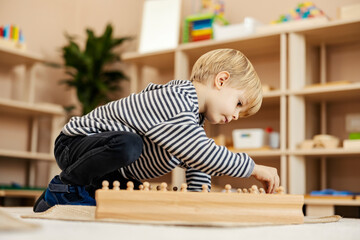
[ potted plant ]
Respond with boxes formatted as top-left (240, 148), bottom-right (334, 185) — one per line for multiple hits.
top-left (57, 24), bottom-right (131, 115)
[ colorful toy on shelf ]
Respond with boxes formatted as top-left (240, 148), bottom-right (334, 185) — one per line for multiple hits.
top-left (0, 24), bottom-right (26, 49)
top-left (271, 2), bottom-right (327, 24)
top-left (183, 0), bottom-right (229, 43)
top-left (183, 13), bottom-right (214, 43)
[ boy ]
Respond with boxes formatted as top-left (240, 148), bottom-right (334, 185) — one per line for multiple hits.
top-left (34, 48), bottom-right (280, 212)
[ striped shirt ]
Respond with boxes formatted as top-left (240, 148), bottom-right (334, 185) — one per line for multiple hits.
top-left (62, 80), bottom-right (255, 191)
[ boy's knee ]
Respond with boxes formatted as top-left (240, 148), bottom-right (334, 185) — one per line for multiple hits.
top-left (108, 132), bottom-right (143, 165)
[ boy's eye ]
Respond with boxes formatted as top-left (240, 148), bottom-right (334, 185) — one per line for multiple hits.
top-left (237, 101), bottom-right (243, 107)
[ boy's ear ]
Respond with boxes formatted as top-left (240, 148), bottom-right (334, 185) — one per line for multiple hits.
top-left (214, 71), bottom-right (230, 89)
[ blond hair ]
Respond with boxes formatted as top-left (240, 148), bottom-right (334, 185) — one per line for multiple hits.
top-left (190, 49), bottom-right (262, 118)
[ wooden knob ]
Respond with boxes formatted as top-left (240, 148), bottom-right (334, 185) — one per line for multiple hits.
top-left (143, 182), bottom-right (150, 191)
top-left (276, 186), bottom-right (285, 194)
top-left (160, 182), bottom-right (167, 191)
top-left (113, 181), bottom-right (120, 190)
top-left (127, 181), bottom-right (134, 191)
top-left (102, 180), bottom-right (109, 190)
top-left (139, 185), bottom-right (144, 191)
top-left (237, 188), bottom-right (243, 193)
top-left (251, 185), bottom-right (259, 194)
top-left (202, 184), bottom-right (208, 192)
top-left (180, 183), bottom-right (187, 192)
top-left (172, 186), bottom-right (178, 191)
top-left (225, 184), bottom-right (231, 193)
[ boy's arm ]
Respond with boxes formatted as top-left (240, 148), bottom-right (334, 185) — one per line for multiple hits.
top-left (145, 112), bottom-right (254, 179)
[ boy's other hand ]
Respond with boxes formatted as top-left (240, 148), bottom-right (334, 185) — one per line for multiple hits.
top-left (251, 164), bottom-right (280, 194)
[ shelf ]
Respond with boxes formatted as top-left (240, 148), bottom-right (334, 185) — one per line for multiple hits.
top-left (179, 33), bottom-right (281, 61)
top-left (289, 82), bottom-right (360, 102)
top-left (0, 44), bottom-right (44, 66)
top-left (288, 148), bottom-right (360, 157)
top-left (122, 32), bottom-right (282, 69)
top-left (262, 90), bottom-right (283, 106)
top-left (304, 195), bottom-right (360, 206)
top-left (122, 49), bottom-right (175, 70)
top-left (0, 149), bottom-right (55, 161)
top-left (0, 98), bottom-right (65, 116)
top-left (292, 17), bottom-right (360, 45)
top-left (0, 189), bottom-right (43, 198)
top-left (229, 147), bottom-right (283, 158)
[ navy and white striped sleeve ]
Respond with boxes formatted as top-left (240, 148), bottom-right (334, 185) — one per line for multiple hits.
top-left (186, 168), bottom-right (211, 192)
top-left (145, 111), bottom-right (255, 179)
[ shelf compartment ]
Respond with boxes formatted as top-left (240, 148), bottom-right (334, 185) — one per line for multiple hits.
top-left (289, 82), bottom-right (360, 102)
top-left (262, 90), bottom-right (283, 106)
top-left (0, 149), bottom-right (55, 161)
top-left (0, 98), bottom-right (64, 116)
top-left (293, 18), bottom-right (360, 46)
top-left (288, 148), bottom-right (360, 156)
top-left (122, 49), bottom-right (175, 70)
top-left (0, 45), bottom-right (44, 66)
top-left (304, 195), bottom-right (360, 216)
top-left (179, 33), bottom-right (281, 61)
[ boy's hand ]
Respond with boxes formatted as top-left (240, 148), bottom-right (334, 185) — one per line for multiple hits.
top-left (251, 164), bottom-right (280, 194)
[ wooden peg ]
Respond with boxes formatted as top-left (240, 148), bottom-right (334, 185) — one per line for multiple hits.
top-left (202, 184), bottom-right (208, 192)
top-left (172, 186), bottom-right (178, 191)
top-left (160, 182), bottom-right (167, 191)
top-left (251, 185), bottom-right (259, 194)
top-left (156, 185), bottom-right (161, 191)
top-left (127, 181), bottom-right (134, 191)
top-left (237, 188), bottom-right (243, 193)
top-left (242, 188), bottom-right (248, 193)
top-left (225, 184), bottom-right (232, 193)
top-left (259, 188), bottom-right (266, 194)
top-left (139, 185), bottom-right (144, 191)
top-left (102, 180), bottom-right (109, 190)
top-left (143, 182), bottom-right (150, 191)
top-left (276, 186), bottom-right (285, 194)
top-left (180, 183), bottom-right (187, 192)
top-left (113, 181), bottom-right (120, 191)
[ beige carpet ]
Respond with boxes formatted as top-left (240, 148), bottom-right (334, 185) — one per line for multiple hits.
top-left (21, 205), bottom-right (342, 227)
top-left (0, 207), bottom-right (39, 231)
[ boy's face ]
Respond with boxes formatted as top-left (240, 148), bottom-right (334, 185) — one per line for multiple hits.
top-left (204, 72), bottom-right (249, 124)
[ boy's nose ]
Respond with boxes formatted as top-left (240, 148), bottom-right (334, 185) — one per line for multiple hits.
top-left (232, 114), bottom-right (239, 121)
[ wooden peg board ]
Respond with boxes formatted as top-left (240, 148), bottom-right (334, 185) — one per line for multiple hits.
top-left (95, 182), bottom-right (304, 225)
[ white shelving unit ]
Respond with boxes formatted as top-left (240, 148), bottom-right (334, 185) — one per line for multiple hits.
top-left (0, 45), bottom-right (65, 199)
top-left (122, 18), bottom-right (360, 210)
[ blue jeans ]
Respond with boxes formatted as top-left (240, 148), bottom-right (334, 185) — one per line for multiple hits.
top-left (54, 131), bottom-right (143, 192)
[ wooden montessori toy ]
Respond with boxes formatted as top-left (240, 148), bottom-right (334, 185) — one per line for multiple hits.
top-left (95, 181), bottom-right (304, 225)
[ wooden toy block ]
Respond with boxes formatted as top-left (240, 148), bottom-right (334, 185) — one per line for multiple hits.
top-left (95, 181), bottom-right (304, 225)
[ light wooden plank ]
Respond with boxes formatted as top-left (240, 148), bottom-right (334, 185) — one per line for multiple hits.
top-left (122, 49), bottom-right (175, 70)
top-left (0, 44), bottom-right (44, 66)
top-left (95, 187), bottom-right (304, 224)
top-left (288, 33), bottom-right (306, 195)
top-left (0, 98), bottom-right (64, 116)
top-left (288, 148), bottom-right (360, 156)
top-left (289, 82), bottom-right (360, 102)
top-left (0, 190), bottom-right (43, 198)
top-left (0, 149), bottom-right (55, 161)
top-left (228, 148), bottom-right (284, 158)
